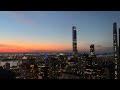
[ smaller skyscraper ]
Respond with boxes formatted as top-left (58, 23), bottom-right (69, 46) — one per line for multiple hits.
top-left (90, 44), bottom-right (95, 56)
top-left (5, 62), bottom-right (10, 70)
top-left (89, 44), bottom-right (97, 66)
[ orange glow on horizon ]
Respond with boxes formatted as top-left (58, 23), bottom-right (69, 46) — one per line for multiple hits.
top-left (0, 41), bottom-right (88, 52)
top-left (0, 47), bottom-right (88, 53)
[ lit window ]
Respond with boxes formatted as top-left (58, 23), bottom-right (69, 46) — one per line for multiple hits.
top-left (115, 65), bottom-right (117, 69)
top-left (115, 71), bottom-right (117, 75)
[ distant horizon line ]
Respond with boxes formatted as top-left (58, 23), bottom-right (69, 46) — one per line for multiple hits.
top-left (0, 51), bottom-right (113, 54)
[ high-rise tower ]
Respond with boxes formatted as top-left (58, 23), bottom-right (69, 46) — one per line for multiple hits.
top-left (118, 28), bottom-right (120, 79)
top-left (113, 22), bottom-right (119, 79)
top-left (119, 28), bottom-right (120, 55)
top-left (90, 44), bottom-right (95, 56)
top-left (89, 44), bottom-right (97, 66)
top-left (72, 26), bottom-right (77, 56)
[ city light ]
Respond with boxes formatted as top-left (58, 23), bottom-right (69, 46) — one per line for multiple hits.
top-left (0, 12), bottom-right (119, 79)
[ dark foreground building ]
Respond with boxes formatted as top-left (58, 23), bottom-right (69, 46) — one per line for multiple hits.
top-left (0, 66), bottom-right (16, 79)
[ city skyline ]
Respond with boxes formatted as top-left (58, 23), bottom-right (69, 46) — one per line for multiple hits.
top-left (0, 11), bottom-right (120, 53)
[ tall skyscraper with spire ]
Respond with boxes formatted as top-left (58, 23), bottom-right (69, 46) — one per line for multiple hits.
top-left (72, 26), bottom-right (78, 56)
top-left (113, 22), bottom-right (119, 79)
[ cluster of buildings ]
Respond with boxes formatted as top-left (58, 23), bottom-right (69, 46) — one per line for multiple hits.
top-left (0, 23), bottom-right (119, 79)
top-left (62, 23), bottom-right (120, 79)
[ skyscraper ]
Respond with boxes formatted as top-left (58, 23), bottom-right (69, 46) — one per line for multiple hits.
top-left (119, 28), bottom-right (120, 56)
top-left (113, 22), bottom-right (119, 79)
top-left (89, 44), bottom-right (97, 66)
top-left (118, 28), bottom-right (120, 79)
top-left (72, 26), bottom-right (77, 56)
top-left (90, 44), bottom-right (95, 56)
top-left (5, 62), bottom-right (10, 70)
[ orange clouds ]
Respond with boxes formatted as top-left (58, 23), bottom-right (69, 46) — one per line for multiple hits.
top-left (0, 45), bottom-right (29, 52)
top-left (0, 49), bottom-right (28, 52)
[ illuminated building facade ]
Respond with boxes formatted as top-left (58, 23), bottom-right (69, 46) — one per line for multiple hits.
top-left (41, 66), bottom-right (49, 79)
top-left (84, 66), bottom-right (107, 79)
top-left (113, 22), bottom-right (119, 79)
top-left (72, 26), bottom-right (78, 56)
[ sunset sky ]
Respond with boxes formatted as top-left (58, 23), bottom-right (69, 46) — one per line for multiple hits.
top-left (0, 11), bottom-right (120, 53)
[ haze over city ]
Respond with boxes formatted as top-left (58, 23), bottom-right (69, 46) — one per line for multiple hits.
top-left (0, 11), bottom-right (120, 53)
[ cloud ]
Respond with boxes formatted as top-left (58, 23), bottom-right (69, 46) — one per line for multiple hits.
top-left (96, 47), bottom-right (113, 53)
top-left (0, 43), bottom-right (32, 52)
top-left (0, 43), bottom-right (24, 49)
top-left (0, 44), bottom-right (14, 48)
top-left (0, 44), bottom-right (9, 47)
top-left (87, 44), bottom-right (101, 48)
top-left (5, 11), bottom-right (39, 28)
top-left (96, 45), bottom-right (102, 48)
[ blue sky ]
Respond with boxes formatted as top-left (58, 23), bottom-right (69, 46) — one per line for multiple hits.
top-left (0, 11), bottom-right (120, 53)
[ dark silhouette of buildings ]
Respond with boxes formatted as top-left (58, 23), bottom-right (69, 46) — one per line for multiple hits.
top-left (19, 59), bottom-right (38, 79)
top-left (5, 62), bottom-right (10, 70)
top-left (0, 66), bottom-right (16, 79)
